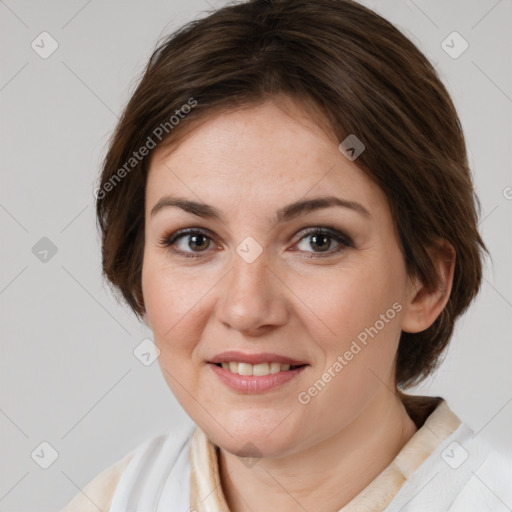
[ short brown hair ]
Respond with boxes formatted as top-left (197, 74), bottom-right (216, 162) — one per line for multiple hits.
top-left (96, 0), bottom-right (488, 388)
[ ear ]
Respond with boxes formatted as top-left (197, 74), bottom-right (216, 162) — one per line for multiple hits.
top-left (401, 239), bottom-right (456, 333)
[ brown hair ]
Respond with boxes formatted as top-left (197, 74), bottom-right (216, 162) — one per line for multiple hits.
top-left (96, 0), bottom-right (488, 388)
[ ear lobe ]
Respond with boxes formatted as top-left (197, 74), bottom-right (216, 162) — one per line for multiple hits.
top-left (401, 240), bottom-right (456, 334)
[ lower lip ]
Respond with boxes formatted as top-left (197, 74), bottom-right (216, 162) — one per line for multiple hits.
top-left (208, 363), bottom-right (308, 393)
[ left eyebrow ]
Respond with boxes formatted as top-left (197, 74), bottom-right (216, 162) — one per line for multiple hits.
top-left (274, 196), bottom-right (372, 223)
top-left (149, 195), bottom-right (372, 223)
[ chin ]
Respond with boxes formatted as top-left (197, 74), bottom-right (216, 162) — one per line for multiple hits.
top-left (203, 413), bottom-right (301, 458)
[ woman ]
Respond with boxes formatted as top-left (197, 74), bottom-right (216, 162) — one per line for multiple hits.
top-left (61, 0), bottom-right (512, 510)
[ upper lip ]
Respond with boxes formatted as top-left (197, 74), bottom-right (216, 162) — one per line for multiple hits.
top-left (209, 351), bottom-right (308, 366)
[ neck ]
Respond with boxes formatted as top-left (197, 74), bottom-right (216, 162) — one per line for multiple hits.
top-left (218, 390), bottom-right (418, 512)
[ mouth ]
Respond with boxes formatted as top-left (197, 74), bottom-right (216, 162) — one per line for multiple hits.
top-left (206, 351), bottom-right (309, 393)
top-left (211, 361), bottom-right (307, 376)
top-left (208, 350), bottom-right (309, 375)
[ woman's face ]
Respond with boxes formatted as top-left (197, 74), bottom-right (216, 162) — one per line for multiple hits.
top-left (142, 97), bottom-right (417, 457)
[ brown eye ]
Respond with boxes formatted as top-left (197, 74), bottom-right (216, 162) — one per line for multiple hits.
top-left (294, 227), bottom-right (353, 257)
top-left (159, 228), bottom-right (217, 258)
top-left (184, 233), bottom-right (210, 252)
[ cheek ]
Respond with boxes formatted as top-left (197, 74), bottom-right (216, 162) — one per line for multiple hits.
top-left (141, 256), bottom-right (209, 412)
top-left (141, 254), bottom-right (202, 353)
top-left (292, 255), bottom-right (406, 410)
top-left (296, 259), bottom-right (403, 341)
top-left (292, 264), bottom-right (404, 438)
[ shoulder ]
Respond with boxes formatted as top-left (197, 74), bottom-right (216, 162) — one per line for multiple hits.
top-left (385, 399), bottom-right (512, 512)
top-left (449, 437), bottom-right (512, 511)
top-left (58, 426), bottom-right (195, 512)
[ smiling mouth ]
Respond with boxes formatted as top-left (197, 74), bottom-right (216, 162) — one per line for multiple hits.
top-left (212, 361), bottom-right (307, 376)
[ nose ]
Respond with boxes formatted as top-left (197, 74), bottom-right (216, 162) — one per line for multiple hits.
top-left (214, 248), bottom-right (289, 335)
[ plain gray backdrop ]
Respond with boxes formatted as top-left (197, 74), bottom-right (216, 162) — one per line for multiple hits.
top-left (1, 0), bottom-right (511, 510)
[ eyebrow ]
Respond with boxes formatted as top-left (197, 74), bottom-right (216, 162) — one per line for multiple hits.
top-left (150, 195), bottom-right (371, 224)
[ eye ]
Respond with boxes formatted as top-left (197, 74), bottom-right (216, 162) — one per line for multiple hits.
top-left (159, 225), bottom-right (354, 259)
top-left (293, 227), bottom-right (354, 257)
top-left (158, 228), bottom-right (217, 258)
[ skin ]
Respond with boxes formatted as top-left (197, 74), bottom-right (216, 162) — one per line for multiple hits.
top-left (141, 96), bottom-right (455, 512)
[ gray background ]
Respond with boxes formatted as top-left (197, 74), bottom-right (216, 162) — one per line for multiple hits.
top-left (1, 0), bottom-right (511, 510)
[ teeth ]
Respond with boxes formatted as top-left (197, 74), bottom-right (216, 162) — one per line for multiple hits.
top-left (253, 363), bottom-right (269, 376)
top-left (217, 361), bottom-right (299, 376)
top-left (270, 362), bottom-right (281, 374)
top-left (238, 362), bottom-right (253, 376)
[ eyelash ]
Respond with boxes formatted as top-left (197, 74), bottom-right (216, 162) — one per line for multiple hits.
top-left (158, 226), bottom-right (354, 259)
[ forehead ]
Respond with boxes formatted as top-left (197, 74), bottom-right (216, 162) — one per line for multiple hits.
top-left (145, 100), bottom-right (385, 220)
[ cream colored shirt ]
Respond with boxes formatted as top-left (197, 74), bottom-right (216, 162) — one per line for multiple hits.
top-left (189, 395), bottom-right (461, 511)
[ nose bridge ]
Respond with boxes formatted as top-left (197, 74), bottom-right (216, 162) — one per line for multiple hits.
top-left (229, 232), bottom-right (271, 291)
top-left (215, 240), bottom-right (288, 332)
top-left (231, 244), bottom-right (269, 293)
